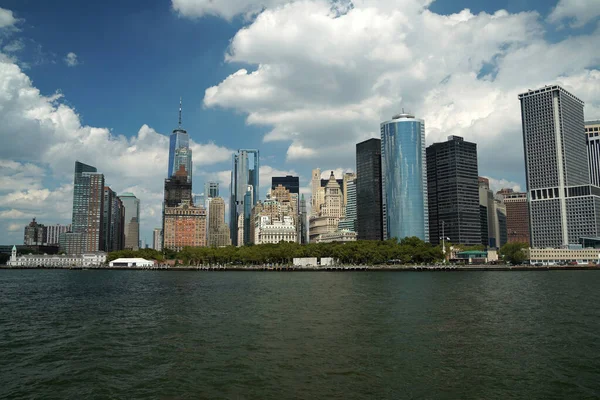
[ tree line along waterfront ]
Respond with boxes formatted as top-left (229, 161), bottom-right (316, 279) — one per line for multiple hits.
top-left (105, 239), bottom-right (530, 266)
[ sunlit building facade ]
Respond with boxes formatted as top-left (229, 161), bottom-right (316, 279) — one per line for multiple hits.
top-left (381, 113), bottom-right (428, 242)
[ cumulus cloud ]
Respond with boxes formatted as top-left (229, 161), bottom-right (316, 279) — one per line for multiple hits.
top-left (172, 0), bottom-right (290, 20)
top-left (201, 0), bottom-right (600, 185)
top-left (64, 52), bottom-right (79, 67)
top-left (0, 7), bottom-right (18, 29)
top-left (548, 0), bottom-right (600, 28)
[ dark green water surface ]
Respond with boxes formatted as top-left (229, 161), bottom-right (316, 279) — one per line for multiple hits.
top-left (1, 270), bottom-right (599, 399)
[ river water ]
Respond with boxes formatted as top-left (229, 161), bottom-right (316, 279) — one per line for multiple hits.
top-left (1, 270), bottom-right (599, 399)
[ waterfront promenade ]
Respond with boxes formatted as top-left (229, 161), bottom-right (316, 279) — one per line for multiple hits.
top-left (2, 264), bottom-right (599, 271)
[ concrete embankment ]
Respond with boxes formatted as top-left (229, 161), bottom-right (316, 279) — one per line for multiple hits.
top-left (2, 265), bottom-right (600, 271)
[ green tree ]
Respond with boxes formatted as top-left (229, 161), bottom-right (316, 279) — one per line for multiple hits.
top-left (499, 242), bottom-right (529, 264)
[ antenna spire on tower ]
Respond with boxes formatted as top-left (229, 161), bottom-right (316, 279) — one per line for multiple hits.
top-left (178, 97), bottom-right (182, 128)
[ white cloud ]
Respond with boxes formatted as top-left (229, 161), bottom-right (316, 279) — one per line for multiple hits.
top-left (3, 39), bottom-right (24, 53)
top-left (548, 0), bottom-right (600, 28)
top-left (201, 0), bottom-right (600, 186)
top-left (172, 0), bottom-right (290, 20)
top-left (0, 209), bottom-right (28, 219)
top-left (7, 223), bottom-right (21, 232)
top-left (484, 177), bottom-right (522, 194)
top-left (64, 52), bottom-right (79, 67)
top-left (0, 7), bottom-right (18, 29)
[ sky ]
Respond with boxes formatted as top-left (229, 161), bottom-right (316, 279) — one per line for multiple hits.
top-left (0, 0), bottom-right (599, 246)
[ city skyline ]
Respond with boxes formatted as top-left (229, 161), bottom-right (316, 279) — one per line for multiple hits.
top-left (1, 0), bottom-right (600, 245)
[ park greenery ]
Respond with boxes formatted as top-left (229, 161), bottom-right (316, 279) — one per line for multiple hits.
top-left (108, 237), bottom-right (445, 266)
top-left (499, 242), bottom-right (529, 264)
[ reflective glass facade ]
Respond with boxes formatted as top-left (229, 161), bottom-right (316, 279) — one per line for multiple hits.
top-left (381, 115), bottom-right (428, 242)
top-left (168, 128), bottom-right (190, 179)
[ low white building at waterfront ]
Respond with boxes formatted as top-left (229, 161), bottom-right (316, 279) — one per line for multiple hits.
top-left (109, 258), bottom-right (154, 267)
top-left (7, 246), bottom-right (106, 267)
top-left (526, 248), bottom-right (600, 265)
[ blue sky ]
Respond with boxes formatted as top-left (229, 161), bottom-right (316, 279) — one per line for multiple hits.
top-left (0, 0), bottom-right (599, 245)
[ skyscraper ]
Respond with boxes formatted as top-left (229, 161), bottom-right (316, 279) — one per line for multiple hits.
top-left (339, 177), bottom-right (356, 232)
top-left (69, 161), bottom-right (105, 253)
top-left (230, 149), bottom-right (259, 246)
top-left (46, 224), bottom-right (71, 246)
top-left (585, 120), bottom-right (600, 186)
top-left (208, 197), bottom-right (231, 247)
top-left (164, 165), bottom-right (193, 207)
top-left (103, 187), bottom-right (125, 252)
top-left (167, 99), bottom-right (192, 183)
top-left (24, 218), bottom-right (45, 246)
top-left (519, 85), bottom-right (600, 247)
top-left (299, 194), bottom-right (308, 244)
top-left (118, 192), bottom-right (140, 250)
top-left (478, 177), bottom-right (508, 248)
top-left (497, 189), bottom-right (530, 244)
top-left (381, 113), bottom-right (428, 242)
top-left (309, 172), bottom-right (345, 242)
top-left (426, 136), bottom-right (481, 246)
top-left (271, 175), bottom-right (299, 194)
top-left (204, 182), bottom-right (219, 199)
top-left (356, 138), bottom-right (383, 241)
top-left (153, 228), bottom-right (163, 251)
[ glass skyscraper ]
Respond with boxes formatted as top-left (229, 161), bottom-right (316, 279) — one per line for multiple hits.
top-left (381, 113), bottom-right (428, 242)
top-left (118, 192), bottom-right (140, 250)
top-left (230, 149), bottom-right (260, 246)
top-left (71, 161), bottom-right (105, 253)
top-left (356, 138), bottom-right (383, 240)
top-left (167, 100), bottom-right (192, 183)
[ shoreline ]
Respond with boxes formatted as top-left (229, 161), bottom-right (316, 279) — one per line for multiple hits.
top-left (1, 265), bottom-right (600, 271)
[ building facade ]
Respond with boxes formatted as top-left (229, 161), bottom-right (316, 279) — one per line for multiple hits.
top-left (479, 177), bottom-right (508, 248)
top-left (338, 177), bottom-right (356, 232)
top-left (519, 85), bottom-right (600, 247)
top-left (103, 187), bottom-right (125, 252)
top-left (24, 218), bottom-right (46, 246)
top-left (167, 99), bottom-right (192, 183)
top-left (208, 197), bottom-right (231, 247)
top-left (497, 189), bottom-right (530, 244)
top-left (119, 192), bottom-right (140, 250)
top-left (205, 182), bottom-right (219, 199)
top-left (271, 175), bottom-right (299, 194)
top-left (69, 161), bottom-right (105, 254)
top-left (427, 136), bottom-right (481, 246)
top-left (230, 149), bottom-right (259, 246)
top-left (255, 216), bottom-right (297, 244)
top-left (8, 246), bottom-right (106, 268)
top-left (586, 120), bottom-right (600, 186)
top-left (356, 138), bottom-right (383, 241)
top-left (381, 113), bottom-right (428, 241)
top-left (163, 201), bottom-right (207, 251)
top-left (46, 224), bottom-right (71, 246)
top-left (309, 172), bottom-right (345, 242)
top-left (152, 228), bottom-right (163, 251)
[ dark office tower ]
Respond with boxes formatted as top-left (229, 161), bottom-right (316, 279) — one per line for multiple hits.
top-left (103, 187), bottom-right (125, 252)
top-left (71, 161), bottom-right (105, 253)
top-left (356, 138), bottom-right (383, 240)
top-left (164, 165), bottom-right (193, 207)
top-left (272, 175), bottom-right (300, 194)
top-left (300, 194), bottom-right (308, 244)
top-left (102, 187), bottom-right (115, 251)
top-left (520, 85), bottom-right (600, 247)
top-left (427, 136), bottom-right (481, 246)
